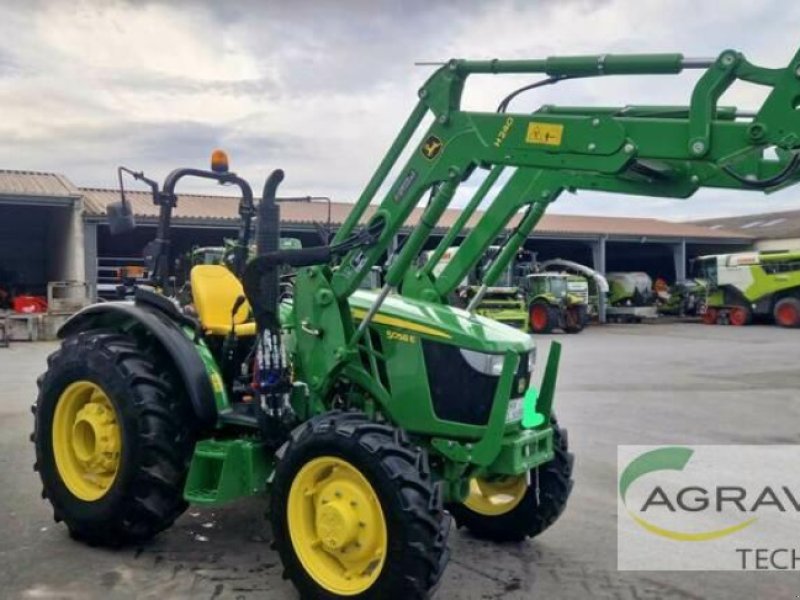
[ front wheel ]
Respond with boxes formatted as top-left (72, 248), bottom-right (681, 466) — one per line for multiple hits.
top-left (448, 418), bottom-right (574, 542)
top-left (529, 302), bottom-right (557, 334)
top-left (33, 331), bottom-right (194, 545)
top-left (270, 412), bottom-right (449, 599)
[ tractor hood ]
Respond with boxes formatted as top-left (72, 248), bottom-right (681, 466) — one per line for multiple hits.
top-left (349, 291), bottom-right (533, 354)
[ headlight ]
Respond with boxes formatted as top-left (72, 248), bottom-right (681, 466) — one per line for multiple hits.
top-left (528, 347), bottom-right (537, 372)
top-left (459, 348), bottom-right (505, 376)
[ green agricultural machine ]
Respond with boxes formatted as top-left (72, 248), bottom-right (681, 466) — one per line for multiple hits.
top-left (605, 272), bottom-right (659, 322)
top-left (463, 249), bottom-right (591, 333)
top-left (464, 285), bottom-right (528, 329)
top-left (655, 277), bottom-right (708, 317)
top-left (33, 45), bottom-right (800, 598)
top-left (464, 245), bottom-right (529, 328)
top-left (695, 249), bottom-right (800, 327)
top-left (522, 272), bottom-right (589, 334)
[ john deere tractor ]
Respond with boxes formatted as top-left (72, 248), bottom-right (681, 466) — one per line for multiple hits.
top-left (33, 44), bottom-right (800, 598)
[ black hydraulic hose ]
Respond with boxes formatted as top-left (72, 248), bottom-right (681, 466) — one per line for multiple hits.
top-left (722, 151), bottom-right (800, 189)
top-left (496, 76), bottom-right (573, 113)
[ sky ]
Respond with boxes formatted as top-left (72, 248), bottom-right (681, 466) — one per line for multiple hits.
top-left (1, 0), bottom-right (800, 221)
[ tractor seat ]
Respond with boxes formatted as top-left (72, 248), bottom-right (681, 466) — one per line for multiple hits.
top-left (190, 265), bottom-right (256, 336)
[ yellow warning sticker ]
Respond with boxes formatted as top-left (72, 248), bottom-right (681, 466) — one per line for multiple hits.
top-left (526, 122), bottom-right (564, 146)
top-left (210, 372), bottom-right (224, 393)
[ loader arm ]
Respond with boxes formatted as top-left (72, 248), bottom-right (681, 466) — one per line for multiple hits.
top-left (285, 46), bottom-right (800, 399)
top-left (327, 48), bottom-right (800, 307)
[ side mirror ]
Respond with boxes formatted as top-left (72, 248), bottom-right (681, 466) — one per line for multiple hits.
top-left (107, 200), bottom-right (136, 235)
top-left (108, 166), bottom-right (142, 235)
top-left (142, 240), bottom-right (158, 274)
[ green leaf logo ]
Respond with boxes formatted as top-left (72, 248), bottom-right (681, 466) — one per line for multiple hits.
top-left (620, 447), bottom-right (757, 542)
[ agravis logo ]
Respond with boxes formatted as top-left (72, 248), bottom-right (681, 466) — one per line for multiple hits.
top-left (619, 445), bottom-right (800, 571)
top-left (619, 447), bottom-right (757, 542)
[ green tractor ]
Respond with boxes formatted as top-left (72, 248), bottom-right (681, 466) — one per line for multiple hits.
top-left (522, 272), bottom-right (589, 334)
top-left (32, 44), bottom-right (800, 599)
top-left (33, 156), bottom-right (569, 599)
top-left (694, 250), bottom-right (800, 327)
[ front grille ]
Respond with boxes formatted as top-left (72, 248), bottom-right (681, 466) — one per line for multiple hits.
top-left (422, 341), bottom-right (529, 426)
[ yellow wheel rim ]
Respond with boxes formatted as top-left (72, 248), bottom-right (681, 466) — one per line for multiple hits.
top-left (52, 380), bottom-right (121, 501)
top-left (287, 456), bottom-right (388, 596)
top-left (463, 476), bottom-right (527, 516)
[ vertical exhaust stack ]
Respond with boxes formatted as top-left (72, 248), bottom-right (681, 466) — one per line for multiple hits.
top-left (252, 169), bottom-right (284, 331)
top-left (258, 169), bottom-right (284, 256)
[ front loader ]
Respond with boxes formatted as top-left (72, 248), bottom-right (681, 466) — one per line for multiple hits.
top-left (33, 44), bottom-right (800, 599)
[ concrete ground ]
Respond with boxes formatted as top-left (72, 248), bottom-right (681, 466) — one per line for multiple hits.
top-left (1, 323), bottom-right (799, 599)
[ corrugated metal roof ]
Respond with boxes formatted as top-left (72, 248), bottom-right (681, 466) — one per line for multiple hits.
top-left (690, 209), bottom-right (800, 240)
top-left (81, 188), bottom-right (239, 222)
top-left (0, 170), bottom-right (80, 198)
top-left (80, 187), bottom-right (749, 240)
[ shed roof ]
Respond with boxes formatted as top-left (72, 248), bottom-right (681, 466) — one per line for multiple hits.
top-left (0, 169), bottom-right (753, 241)
top-left (80, 187), bottom-right (750, 240)
top-left (690, 208), bottom-right (800, 240)
top-left (0, 169), bottom-right (80, 198)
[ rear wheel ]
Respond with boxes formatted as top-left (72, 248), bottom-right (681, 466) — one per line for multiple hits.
top-left (774, 297), bottom-right (800, 328)
top-left (729, 304), bottom-right (752, 326)
top-left (33, 331), bottom-right (194, 545)
top-left (270, 412), bottom-right (449, 599)
top-left (702, 307), bottom-right (718, 325)
top-left (448, 418), bottom-right (574, 542)
top-left (563, 305), bottom-right (586, 334)
top-left (529, 302), bottom-right (556, 334)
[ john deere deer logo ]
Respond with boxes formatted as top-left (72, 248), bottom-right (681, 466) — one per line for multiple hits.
top-left (421, 135), bottom-right (443, 159)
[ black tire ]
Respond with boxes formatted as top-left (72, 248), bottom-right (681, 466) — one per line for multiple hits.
top-left (563, 305), bottom-right (587, 334)
top-left (270, 411), bottom-right (449, 599)
top-left (33, 330), bottom-right (194, 545)
top-left (773, 297), bottom-right (800, 328)
top-left (529, 301), bottom-right (558, 334)
top-left (728, 302), bottom-right (753, 326)
top-left (448, 418), bottom-right (574, 542)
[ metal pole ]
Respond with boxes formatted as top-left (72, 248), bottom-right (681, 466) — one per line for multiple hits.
top-left (466, 284), bottom-right (489, 313)
top-left (421, 165), bottom-right (505, 277)
top-left (681, 57), bottom-right (716, 68)
top-left (353, 283), bottom-right (393, 343)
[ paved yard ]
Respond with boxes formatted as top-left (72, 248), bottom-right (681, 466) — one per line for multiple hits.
top-left (1, 323), bottom-right (799, 599)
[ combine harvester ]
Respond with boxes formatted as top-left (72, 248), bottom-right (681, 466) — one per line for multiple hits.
top-left (696, 249), bottom-right (800, 327)
top-left (32, 45), bottom-right (800, 599)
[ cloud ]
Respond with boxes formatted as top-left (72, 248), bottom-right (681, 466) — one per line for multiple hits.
top-left (1, 0), bottom-right (799, 220)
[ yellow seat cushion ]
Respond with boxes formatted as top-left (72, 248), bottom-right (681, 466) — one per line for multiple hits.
top-left (190, 265), bottom-right (256, 336)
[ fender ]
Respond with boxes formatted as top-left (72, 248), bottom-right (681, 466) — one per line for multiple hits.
top-left (58, 301), bottom-right (218, 428)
